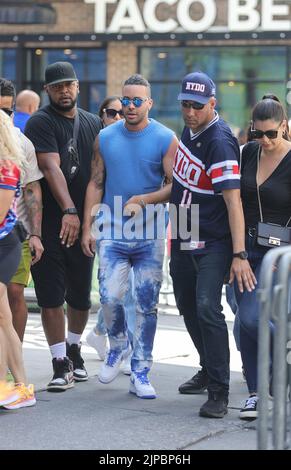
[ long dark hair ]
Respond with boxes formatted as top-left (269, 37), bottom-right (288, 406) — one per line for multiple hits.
top-left (252, 95), bottom-right (290, 141)
top-left (98, 95), bottom-right (121, 118)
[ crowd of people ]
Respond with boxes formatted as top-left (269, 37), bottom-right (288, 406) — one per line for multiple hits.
top-left (0, 61), bottom-right (290, 420)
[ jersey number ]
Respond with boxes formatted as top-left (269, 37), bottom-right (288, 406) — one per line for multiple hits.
top-left (180, 189), bottom-right (192, 208)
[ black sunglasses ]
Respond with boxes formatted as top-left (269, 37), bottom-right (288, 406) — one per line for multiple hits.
top-left (1, 108), bottom-right (14, 117)
top-left (104, 108), bottom-right (123, 118)
top-left (181, 100), bottom-right (205, 111)
top-left (250, 122), bottom-right (282, 140)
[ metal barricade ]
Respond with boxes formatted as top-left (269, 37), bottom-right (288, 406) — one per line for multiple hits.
top-left (257, 246), bottom-right (291, 450)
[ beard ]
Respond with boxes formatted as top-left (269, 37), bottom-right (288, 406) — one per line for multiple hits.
top-left (48, 95), bottom-right (77, 112)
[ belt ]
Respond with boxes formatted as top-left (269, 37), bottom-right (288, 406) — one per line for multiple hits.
top-left (247, 227), bottom-right (257, 238)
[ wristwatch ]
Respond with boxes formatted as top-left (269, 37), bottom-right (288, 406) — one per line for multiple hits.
top-left (63, 208), bottom-right (78, 215)
top-left (233, 250), bottom-right (248, 260)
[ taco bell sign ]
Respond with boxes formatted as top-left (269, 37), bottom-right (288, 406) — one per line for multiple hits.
top-left (84, 0), bottom-right (291, 34)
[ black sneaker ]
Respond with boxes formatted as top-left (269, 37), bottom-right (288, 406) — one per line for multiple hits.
top-left (66, 343), bottom-right (88, 382)
top-left (199, 391), bottom-right (228, 418)
top-left (239, 395), bottom-right (258, 420)
top-left (179, 369), bottom-right (209, 394)
top-left (47, 357), bottom-right (74, 392)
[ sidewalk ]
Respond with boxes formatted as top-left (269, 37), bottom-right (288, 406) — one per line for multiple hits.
top-left (0, 290), bottom-right (262, 451)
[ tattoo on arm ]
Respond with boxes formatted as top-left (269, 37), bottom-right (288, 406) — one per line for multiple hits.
top-left (164, 175), bottom-right (173, 185)
top-left (91, 160), bottom-right (105, 190)
top-left (91, 139), bottom-right (105, 190)
top-left (24, 181), bottom-right (42, 235)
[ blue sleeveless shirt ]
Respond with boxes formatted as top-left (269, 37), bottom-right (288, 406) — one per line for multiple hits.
top-left (96, 118), bottom-right (174, 241)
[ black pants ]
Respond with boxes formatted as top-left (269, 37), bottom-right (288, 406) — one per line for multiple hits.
top-left (170, 248), bottom-right (232, 394)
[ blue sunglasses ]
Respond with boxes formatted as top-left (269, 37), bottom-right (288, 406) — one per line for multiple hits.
top-left (120, 97), bottom-right (148, 108)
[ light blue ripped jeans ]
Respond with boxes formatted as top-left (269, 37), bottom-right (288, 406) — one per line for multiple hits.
top-left (98, 239), bottom-right (164, 372)
top-left (96, 266), bottom-right (136, 347)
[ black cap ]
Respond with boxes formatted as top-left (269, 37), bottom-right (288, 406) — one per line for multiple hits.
top-left (45, 61), bottom-right (77, 86)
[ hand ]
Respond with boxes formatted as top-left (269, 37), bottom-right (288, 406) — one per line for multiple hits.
top-left (124, 195), bottom-right (144, 216)
top-left (28, 236), bottom-right (44, 265)
top-left (81, 227), bottom-right (96, 257)
top-left (229, 258), bottom-right (257, 293)
top-left (59, 214), bottom-right (80, 247)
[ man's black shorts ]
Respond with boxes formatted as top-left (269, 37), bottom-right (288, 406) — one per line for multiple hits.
top-left (31, 234), bottom-right (94, 310)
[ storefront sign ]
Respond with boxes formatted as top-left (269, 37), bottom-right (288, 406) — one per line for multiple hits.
top-left (85, 0), bottom-right (291, 33)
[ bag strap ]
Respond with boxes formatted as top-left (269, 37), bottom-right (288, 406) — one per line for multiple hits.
top-left (73, 110), bottom-right (80, 142)
top-left (256, 146), bottom-right (264, 223)
top-left (256, 146), bottom-right (291, 226)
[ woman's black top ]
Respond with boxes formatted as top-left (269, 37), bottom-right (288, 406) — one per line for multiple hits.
top-left (240, 141), bottom-right (291, 229)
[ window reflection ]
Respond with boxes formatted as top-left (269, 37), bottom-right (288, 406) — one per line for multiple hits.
top-left (0, 49), bottom-right (17, 80)
top-left (140, 46), bottom-right (288, 135)
top-left (25, 47), bottom-right (106, 113)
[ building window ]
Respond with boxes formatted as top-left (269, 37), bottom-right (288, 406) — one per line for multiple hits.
top-left (140, 46), bottom-right (289, 137)
top-left (0, 48), bottom-right (17, 80)
top-left (24, 48), bottom-right (106, 113)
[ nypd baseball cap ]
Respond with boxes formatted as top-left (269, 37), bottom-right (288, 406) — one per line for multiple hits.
top-left (178, 71), bottom-right (216, 104)
top-left (45, 61), bottom-right (77, 86)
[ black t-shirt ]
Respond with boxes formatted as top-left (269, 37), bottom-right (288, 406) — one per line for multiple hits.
top-left (25, 105), bottom-right (103, 231)
top-left (241, 141), bottom-right (291, 228)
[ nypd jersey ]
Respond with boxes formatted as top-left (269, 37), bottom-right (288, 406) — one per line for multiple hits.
top-left (170, 113), bottom-right (240, 253)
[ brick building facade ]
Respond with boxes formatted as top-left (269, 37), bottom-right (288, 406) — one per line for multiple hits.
top-left (0, 0), bottom-right (291, 132)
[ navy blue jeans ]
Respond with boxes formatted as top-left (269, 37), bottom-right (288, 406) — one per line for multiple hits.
top-left (234, 234), bottom-right (271, 394)
top-left (170, 248), bottom-right (232, 394)
top-left (225, 283), bottom-right (240, 351)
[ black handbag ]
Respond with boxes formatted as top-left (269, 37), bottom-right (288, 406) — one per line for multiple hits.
top-left (257, 221), bottom-right (291, 247)
top-left (256, 146), bottom-right (291, 248)
top-left (60, 111), bottom-right (80, 183)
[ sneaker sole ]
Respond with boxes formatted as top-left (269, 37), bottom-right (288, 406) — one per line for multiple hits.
top-left (239, 411), bottom-right (258, 420)
top-left (0, 393), bottom-right (20, 407)
top-left (4, 398), bottom-right (36, 410)
top-left (47, 382), bottom-right (74, 392)
top-left (129, 390), bottom-right (156, 399)
top-left (129, 383), bottom-right (156, 399)
top-left (199, 408), bottom-right (228, 418)
top-left (73, 374), bottom-right (88, 382)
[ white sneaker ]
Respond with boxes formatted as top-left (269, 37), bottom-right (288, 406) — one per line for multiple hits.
top-left (129, 369), bottom-right (156, 399)
top-left (121, 354), bottom-right (132, 376)
top-left (86, 328), bottom-right (108, 360)
top-left (98, 347), bottom-right (131, 384)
